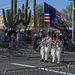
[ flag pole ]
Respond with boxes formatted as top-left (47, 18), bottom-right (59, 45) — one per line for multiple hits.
top-left (72, 0), bottom-right (75, 41)
top-left (43, 0), bottom-right (46, 30)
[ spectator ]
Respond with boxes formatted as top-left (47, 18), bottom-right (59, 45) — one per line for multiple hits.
top-left (16, 30), bottom-right (23, 48)
top-left (32, 34), bottom-right (38, 51)
top-left (0, 29), bottom-right (5, 42)
top-left (3, 33), bottom-right (10, 42)
top-left (11, 33), bottom-right (17, 49)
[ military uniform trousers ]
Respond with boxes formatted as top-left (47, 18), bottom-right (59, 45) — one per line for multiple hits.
top-left (40, 46), bottom-right (49, 61)
top-left (56, 47), bottom-right (61, 63)
top-left (51, 48), bottom-right (56, 62)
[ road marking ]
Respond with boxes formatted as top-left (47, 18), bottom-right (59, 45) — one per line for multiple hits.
top-left (10, 63), bottom-right (75, 75)
top-left (11, 63), bottom-right (36, 68)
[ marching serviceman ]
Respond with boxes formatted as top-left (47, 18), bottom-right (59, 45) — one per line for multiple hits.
top-left (45, 32), bottom-right (52, 62)
top-left (51, 37), bottom-right (56, 63)
top-left (40, 32), bottom-right (52, 63)
top-left (55, 36), bottom-right (63, 63)
top-left (40, 34), bottom-right (47, 62)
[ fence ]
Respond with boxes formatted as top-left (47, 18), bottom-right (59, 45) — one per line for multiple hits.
top-left (3, 63), bottom-right (75, 75)
top-left (3, 64), bottom-right (68, 75)
top-left (67, 62), bottom-right (75, 75)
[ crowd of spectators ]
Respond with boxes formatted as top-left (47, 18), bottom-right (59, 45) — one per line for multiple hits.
top-left (0, 28), bottom-right (75, 51)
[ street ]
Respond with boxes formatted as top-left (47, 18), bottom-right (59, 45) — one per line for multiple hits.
top-left (0, 49), bottom-right (75, 75)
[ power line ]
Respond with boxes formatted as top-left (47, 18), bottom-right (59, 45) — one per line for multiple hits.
top-left (0, 6), bottom-right (10, 10)
top-left (18, 0), bottom-right (33, 10)
top-left (0, 3), bottom-right (10, 6)
top-left (0, 0), bottom-right (25, 6)
top-left (0, 0), bottom-right (25, 7)
top-left (29, 0), bottom-right (32, 4)
top-left (0, 0), bottom-right (25, 9)
top-left (0, 0), bottom-right (33, 10)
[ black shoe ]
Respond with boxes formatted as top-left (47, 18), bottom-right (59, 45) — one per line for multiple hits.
top-left (44, 60), bottom-right (48, 63)
top-left (41, 59), bottom-right (44, 62)
top-left (48, 57), bottom-right (50, 59)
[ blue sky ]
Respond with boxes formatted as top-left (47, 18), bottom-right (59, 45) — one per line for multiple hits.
top-left (0, 0), bottom-right (71, 16)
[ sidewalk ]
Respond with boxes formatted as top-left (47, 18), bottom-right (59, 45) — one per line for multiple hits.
top-left (63, 50), bottom-right (75, 54)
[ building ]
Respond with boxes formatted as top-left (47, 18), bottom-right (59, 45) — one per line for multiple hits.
top-left (0, 15), bottom-right (5, 30)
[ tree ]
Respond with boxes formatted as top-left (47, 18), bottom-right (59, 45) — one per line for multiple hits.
top-left (61, 2), bottom-right (72, 27)
top-left (36, 4), bottom-right (45, 28)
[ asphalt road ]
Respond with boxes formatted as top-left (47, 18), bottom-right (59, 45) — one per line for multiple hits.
top-left (0, 50), bottom-right (75, 75)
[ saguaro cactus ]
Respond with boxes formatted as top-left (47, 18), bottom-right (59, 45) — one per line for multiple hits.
top-left (21, 0), bottom-right (31, 27)
top-left (13, 0), bottom-right (17, 15)
top-left (2, 0), bottom-right (31, 28)
top-left (2, 0), bottom-right (18, 28)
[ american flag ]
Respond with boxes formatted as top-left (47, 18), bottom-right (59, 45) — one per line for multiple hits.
top-left (44, 13), bottom-right (50, 24)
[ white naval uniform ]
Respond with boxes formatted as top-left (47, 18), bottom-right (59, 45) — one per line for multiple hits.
top-left (46, 37), bottom-right (52, 51)
top-left (40, 37), bottom-right (52, 61)
top-left (51, 40), bottom-right (56, 63)
top-left (55, 40), bottom-right (63, 63)
top-left (51, 47), bottom-right (56, 62)
top-left (40, 38), bottom-right (46, 61)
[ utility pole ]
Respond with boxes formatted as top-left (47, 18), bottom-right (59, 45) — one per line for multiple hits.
top-left (72, 0), bottom-right (75, 41)
top-left (34, 0), bottom-right (37, 28)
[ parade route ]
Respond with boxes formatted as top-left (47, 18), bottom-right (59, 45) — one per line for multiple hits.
top-left (10, 63), bottom-right (69, 75)
top-left (0, 51), bottom-right (75, 75)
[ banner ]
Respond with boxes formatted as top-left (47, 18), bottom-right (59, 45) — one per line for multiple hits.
top-left (44, 2), bottom-right (69, 32)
